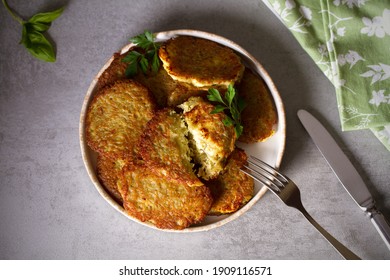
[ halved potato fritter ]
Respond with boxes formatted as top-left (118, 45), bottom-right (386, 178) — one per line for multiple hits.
top-left (96, 155), bottom-right (126, 204)
top-left (86, 80), bottom-right (156, 159)
top-left (137, 108), bottom-right (199, 186)
top-left (159, 36), bottom-right (244, 88)
top-left (118, 163), bottom-right (213, 230)
top-left (178, 96), bottom-right (236, 180)
top-left (207, 148), bottom-right (254, 215)
top-left (237, 68), bottom-right (277, 143)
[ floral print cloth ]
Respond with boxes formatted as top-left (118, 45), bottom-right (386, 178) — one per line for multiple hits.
top-left (262, 0), bottom-right (390, 151)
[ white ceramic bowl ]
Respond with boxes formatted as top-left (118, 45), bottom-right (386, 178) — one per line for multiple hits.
top-left (79, 30), bottom-right (286, 232)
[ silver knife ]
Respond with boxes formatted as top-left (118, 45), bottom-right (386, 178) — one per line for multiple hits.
top-left (297, 109), bottom-right (390, 250)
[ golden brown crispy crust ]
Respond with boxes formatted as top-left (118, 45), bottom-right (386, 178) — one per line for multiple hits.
top-left (159, 36), bottom-right (244, 88)
top-left (207, 148), bottom-right (254, 215)
top-left (135, 66), bottom-right (212, 107)
top-left (118, 162), bottom-right (213, 230)
top-left (86, 36), bottom-right (277, 228)
top-left (133, 67), bottom-right (174, 108)
top-left (166, 81), bottom-right (207, 107)
top-left (137, 108), bottom-right (201, 187)
top-left (85, 79), bottom-right (156, 159)
top-left (97, 48), bottom-right (208, 108)
top-left (184, 98), bottom-right (236, 157)
top-left (97, 49), bottom-right (171, 107)
top-left (97, 52), bottom-right (129, 90)
top-left (237, 68), bottom-right (277, 143)
top-left (96, 155), bottom-right (125, 204)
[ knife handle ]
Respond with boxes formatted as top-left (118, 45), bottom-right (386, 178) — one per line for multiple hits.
top-left (369, 209), bottom-right (390, 250)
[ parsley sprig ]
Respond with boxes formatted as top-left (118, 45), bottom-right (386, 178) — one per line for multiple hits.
top-left (122, 31), bottom-right (161, 77)
top-left (207, 84), bottom-right (246, 138)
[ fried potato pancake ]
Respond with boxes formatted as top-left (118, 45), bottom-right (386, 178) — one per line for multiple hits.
top-left (88, 35), bottom-right (278, 227)
top-left (237, 68), bottom-right (277, 143)
top-left (159, 36), bottom-right (244, 88)
top-left (97, 52), bottom-right (128, 90)
top-left (135, 66), bottom-right (209, 107)
top-left (166, 82), bottom-right (206, 107)
top-left (207, 148), bottom-right (254, 215)
top-left (137, 108), bottom-right (200, 186)
top-left (118, 163), bottom-right (213, 230)
top-left (133, 67), bottom-right (175, 107)
top-left (97, 50), bottom-right (170, 107)
top-left (96, 155), bottom-right (126, 204)
top-left (86, 80), bottom-right (156, 159)
top-left (179, 96), bottom-right (236, 180)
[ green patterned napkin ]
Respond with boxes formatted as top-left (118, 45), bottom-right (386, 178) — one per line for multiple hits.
top-left (262, 0), bottom-right (390, 151)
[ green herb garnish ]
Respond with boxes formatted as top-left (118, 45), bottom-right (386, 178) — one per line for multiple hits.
top-left (122, 30), bottom-right (161, 77)
top-left (207, 84), bottom-right (246, 138)
top-left (2, 0), bottom-right (64, 62)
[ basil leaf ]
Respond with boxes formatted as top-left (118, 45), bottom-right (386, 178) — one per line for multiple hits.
top-left (20, 24), bottom-right (30, 46)
top-left (28, 7), bottom-right (64, 24)
top-left (27, 28), bottom-right (46, 43)
top-left (26, 21), bottom-right (51, 32)
top-left (23, 29), bottom-right (56, 62)
top-left (4, 1), bottom-right (64, 63)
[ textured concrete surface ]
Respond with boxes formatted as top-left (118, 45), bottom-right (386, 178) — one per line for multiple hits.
top-left (0, 0), bottom-right (389, 260)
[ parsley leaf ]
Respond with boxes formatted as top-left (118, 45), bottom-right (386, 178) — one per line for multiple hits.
top-left (207, 84), bottom-right (246, 138)
top-left (123, 30), bottom-right (161, 77)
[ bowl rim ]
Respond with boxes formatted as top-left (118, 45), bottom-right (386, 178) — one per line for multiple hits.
top-left (79, 29), bottom-right (286, 232)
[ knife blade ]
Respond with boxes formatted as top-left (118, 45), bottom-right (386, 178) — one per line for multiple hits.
top-left (297, 109), bottom-right (390, 250)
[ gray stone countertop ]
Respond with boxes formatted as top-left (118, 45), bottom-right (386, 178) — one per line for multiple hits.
top-left (0, 0), bottom-right (389, 260)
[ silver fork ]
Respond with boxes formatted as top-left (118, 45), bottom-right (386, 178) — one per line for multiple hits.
top-left (241, 155), bottom-right (360, 260)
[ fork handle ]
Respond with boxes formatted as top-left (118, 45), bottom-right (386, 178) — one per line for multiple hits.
top-left (299, 208), bottom-right (360, 260)
top-left (370, 210), bottom-right (390, 250)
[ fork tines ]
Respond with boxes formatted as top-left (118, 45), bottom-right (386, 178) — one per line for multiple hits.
top-left (241, 156), bottom-right (287, 193)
